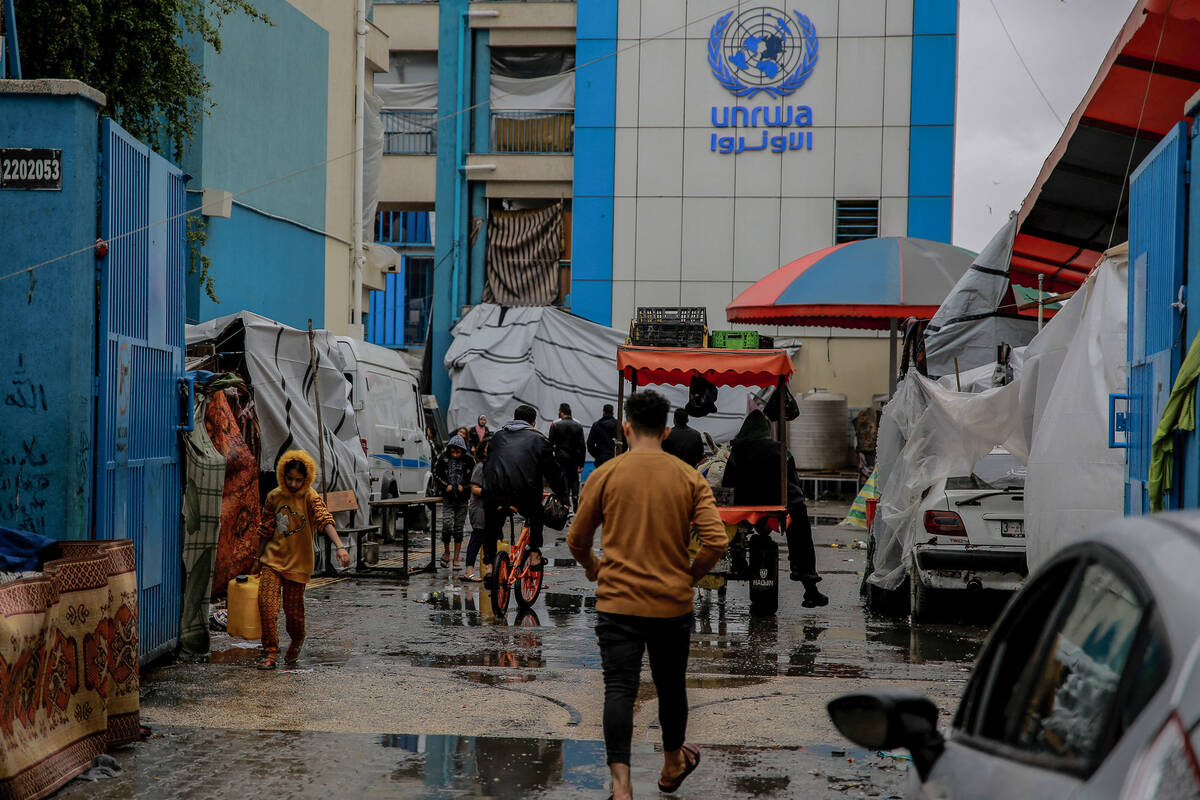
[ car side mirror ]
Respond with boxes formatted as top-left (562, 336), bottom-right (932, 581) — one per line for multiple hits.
top-left (827, 689), bottom-right (945, 781)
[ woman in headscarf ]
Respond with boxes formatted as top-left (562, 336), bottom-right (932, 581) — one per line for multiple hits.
top-left (468, 414), bottom-right (490, 455)
top-left (722, 409), bottom-right (827, 607)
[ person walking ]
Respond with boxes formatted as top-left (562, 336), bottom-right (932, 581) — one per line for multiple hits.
top-left (548, 402), bottom-right (586, 510)
top-left (255, 450), bottom-right (351, 670)
top-left (482, 405), bottom-right (567, 581)
top-left (568, 390), bottom-right (727, 799)
top-left (587, 403), bottom-right (619, 466)
top-left (722, 409), bottom-right (828, 607)
top-left (662, 408), bottom-right (704, 468)
top-left (432, 434), bottom-right (475, 568)
top-left (462, 437), bottom-right (490, 582)
top-left (468, 414), bottom-right (490, 454)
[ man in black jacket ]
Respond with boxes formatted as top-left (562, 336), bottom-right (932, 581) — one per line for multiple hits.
top-left (548, 403), bottom-right (586, 510)
top-left (662, 408), bottom-right (704, 468)
top-left (482, 405), bottom-right (567, 581)
top-left (587, 403), bottom-right (619, 466)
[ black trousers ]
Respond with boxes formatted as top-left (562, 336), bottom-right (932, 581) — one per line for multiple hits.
top-left (596, 611), bottom-right (693, 765)
top-left (558, 457), bottom-right (580, 509)
top-left (481, 492), bottom-right (544, 570)
top-left (785, 500), bottom-right (818, 582)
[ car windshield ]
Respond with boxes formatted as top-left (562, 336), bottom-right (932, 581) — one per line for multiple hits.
top-left (946, 452), bottom-right (1026, 491)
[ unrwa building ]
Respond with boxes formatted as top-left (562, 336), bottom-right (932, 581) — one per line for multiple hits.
top-left (368, 0), bottom-right (957, 407)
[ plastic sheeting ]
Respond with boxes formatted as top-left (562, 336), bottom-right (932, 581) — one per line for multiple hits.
top-left (1021, 248), bottom-right (1128, 570)
top-left (924, 216), bottom-right (1038, 378)
top-left (363, 92), bottom-right (384, 241)
top-left (868, 249), bottom-right (1128, 588)
top-left (491, 72), bottom-right (575, 110)
top-left (374, 81), bottom-right (438, 109)
top-left (445, 304), bottom-right (754, 450)
top-left (186, 312), bottom-right (370, 515)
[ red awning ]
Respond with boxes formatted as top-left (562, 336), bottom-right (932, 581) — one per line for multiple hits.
top-left (1013, 0), bottom-right (1200, 289)
top-left (617, 346), bottom-right (794, 388)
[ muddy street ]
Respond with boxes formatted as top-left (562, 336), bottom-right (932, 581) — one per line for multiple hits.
top-left (58, 519), bottom-right (990, 799)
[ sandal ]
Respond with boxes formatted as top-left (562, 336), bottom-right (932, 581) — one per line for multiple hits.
top-left (439, 555), bottom-right (450, 568)
top-left (256, 657), bottom-right (277, 671)
top-left (462, 572), bottom-right (482, 582)
top-left (658, 743), bottom-right (700, 794)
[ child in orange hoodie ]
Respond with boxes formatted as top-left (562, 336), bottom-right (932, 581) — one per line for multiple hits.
top-left (256, 449), bottom-right (351, 669)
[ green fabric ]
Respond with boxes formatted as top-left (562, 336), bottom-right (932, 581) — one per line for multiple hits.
top-left (736, 410), bottom-right (772, 442)
top-left (179, 395), bottom-right (227, 655)
top-left (1149, 332), bottom-right (1200, 511)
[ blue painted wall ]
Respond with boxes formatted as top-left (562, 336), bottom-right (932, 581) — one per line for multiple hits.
top-left (572, 1), bottom-right (618, 325)
top-left (432, 0), bottom-right (470, 407)
top-left (907, 0), bottom-right (957, 243)
top-left (0, 86), bottom-right (102, 539)
top-left (192, 204), bottom-right (326, 329)
top-left (183, 0), bottom-right (329, 325)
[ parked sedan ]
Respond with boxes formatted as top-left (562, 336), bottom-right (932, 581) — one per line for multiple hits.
top-left (910, 448), bottom-right (1028, 622)
top-left (829, 513), bottom-right (1200, 799)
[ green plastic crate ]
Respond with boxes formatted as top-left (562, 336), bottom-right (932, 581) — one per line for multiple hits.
top-left (710, 330), bottom-right (760, 349)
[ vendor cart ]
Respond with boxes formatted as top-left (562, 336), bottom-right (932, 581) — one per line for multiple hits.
top-left (615, 346), bottom-right (794, 615)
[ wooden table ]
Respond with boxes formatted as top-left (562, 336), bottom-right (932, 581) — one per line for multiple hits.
top-left (365, 496), bottom-right (441, 579)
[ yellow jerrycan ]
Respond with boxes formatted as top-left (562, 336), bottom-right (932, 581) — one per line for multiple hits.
top-left (227, 574), bottom-right (261, 640)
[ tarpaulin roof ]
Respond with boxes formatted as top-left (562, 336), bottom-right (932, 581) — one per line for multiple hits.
top-left (617, 346), bottom-right (794, 388)
top-left (1013, 0), bottom-right (1200, 292)
top-left (725, 237), bottom-right (975, 329)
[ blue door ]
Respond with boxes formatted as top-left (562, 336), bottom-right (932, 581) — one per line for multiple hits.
top-left (96, 119), bottom-right (186, 662)
top-left (1126, 121), bottom-right (1189, 514)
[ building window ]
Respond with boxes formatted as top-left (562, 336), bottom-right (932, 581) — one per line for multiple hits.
top-left (365, 255), bottom-right (434, 348)
top-left (376, 211), bottom-right (433, 246)
top-left (378, 51), bottom-right (438, 154)
top-left (834, 200), bottom-right (879, 244)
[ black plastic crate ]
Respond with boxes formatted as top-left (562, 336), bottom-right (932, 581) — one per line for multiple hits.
top-left (635, 306), bottom-right (707, 326)
top-left (629, 321), bottom-right (706, 347)
top-left (758, 334), bottom-right (775, 349)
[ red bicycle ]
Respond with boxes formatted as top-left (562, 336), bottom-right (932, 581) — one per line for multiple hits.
top-left (490, 507), bottom-right (544, 616)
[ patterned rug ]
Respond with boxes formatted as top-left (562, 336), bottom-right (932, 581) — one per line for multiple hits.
top-left (0, 540), bottom-right (139, 800)
top-left (207, 389), bottom-right (261, 600)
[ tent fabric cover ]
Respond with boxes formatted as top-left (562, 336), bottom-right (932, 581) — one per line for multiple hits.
top-left (924, 216), bottom-right (1038, 377)
top-left (186, 312), bottom-right (370, 516)
top-left (867, 249), bottom-right (1129, 588)
top-left (726, 237), bottom-right (973, 329)
top-left (445, 305), bottom-right (756, 447)
top-left (374, 81), bottom-right (438, 109)
top-left (484, 202), bottom-right (564, 307)
top-left (490, 72), bottom-right (575, 110)
top-left (617, 346), bottom-right (794, 388)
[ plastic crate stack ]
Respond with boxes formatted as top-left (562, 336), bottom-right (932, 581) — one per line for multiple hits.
top-left (629, 307), bottom-right (707, 347)
top-left (709, 330), bottom-right (775, 349)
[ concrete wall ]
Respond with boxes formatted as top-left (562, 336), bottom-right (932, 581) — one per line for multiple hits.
top-left (291, 0), bottom-right (359, 336)
top-left (789, 334), bottom-right (892, 408)
top-left (183, 0), bottom-right (330, 327)
top-left (582, 1), bottom-right (957, 333)
top-left (0, 81), bottom-right (104, 539)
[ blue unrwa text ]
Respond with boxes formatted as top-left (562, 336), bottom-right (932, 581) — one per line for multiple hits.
top-left (710, 105), bottom-right (815, 155)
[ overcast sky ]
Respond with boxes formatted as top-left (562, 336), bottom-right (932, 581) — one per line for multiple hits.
top-left (953, 0), bottom-right (1135, 251)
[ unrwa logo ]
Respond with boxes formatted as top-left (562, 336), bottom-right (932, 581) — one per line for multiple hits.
top-left (708, 7), bottom-right (819, 99)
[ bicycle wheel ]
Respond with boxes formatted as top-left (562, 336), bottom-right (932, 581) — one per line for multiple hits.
top-left (490, 552), bottom-right (512, 616)
top-left (515, 551), bottom-right (544, 609)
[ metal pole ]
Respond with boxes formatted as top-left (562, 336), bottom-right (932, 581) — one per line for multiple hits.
top-left (777, 377), bottom-right (787, 509)
top-left (307, 320), bottom-right (329, 495)
top-left (1038, 274), bottom-right (1045, 331)
top-left (888, 318), bottom-right (898, 397)
top-left (351, 0), bottom-right (366, 337)
top-left (3, 0), bottom-right (22, 79)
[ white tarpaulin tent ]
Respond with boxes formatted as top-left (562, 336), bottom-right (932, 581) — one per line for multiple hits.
top-left (868, 247), bottom-right (1128, 589)
top-left (186, 312), bottom-right (370, 515)
top-left (445, 304), bottom-right (754, 449)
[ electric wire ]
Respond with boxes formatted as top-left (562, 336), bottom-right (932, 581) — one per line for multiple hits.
top-left (0, 4), bottom-right (743, 286)
top-left (987, 0), bottom-right (1064, 126)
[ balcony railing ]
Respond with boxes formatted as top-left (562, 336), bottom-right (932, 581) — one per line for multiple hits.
top-left (382, 109), bottom-right (438, 154)
top-left (491, 110), bottom-right (574, 154)
top-left (375, 211), bottom-right (432, 246)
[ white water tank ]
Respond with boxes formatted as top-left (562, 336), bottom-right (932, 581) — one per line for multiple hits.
top-left (788, 390), bottom-right (849, 471)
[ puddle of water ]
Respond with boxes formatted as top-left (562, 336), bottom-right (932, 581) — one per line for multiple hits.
top-left (208, 647), bottom-right (261, 665)
top-left (455, 669), bottom-right (538, 686)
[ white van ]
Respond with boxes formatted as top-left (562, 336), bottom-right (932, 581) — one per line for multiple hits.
top-left (336, 337), bottom-right (431, 500)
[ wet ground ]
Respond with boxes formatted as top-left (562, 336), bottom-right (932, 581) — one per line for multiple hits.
top-left (56, 516), bottom-right (996, 799)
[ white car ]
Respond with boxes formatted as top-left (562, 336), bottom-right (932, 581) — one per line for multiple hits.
top-left (910, 448), bottom-right (1027, 622)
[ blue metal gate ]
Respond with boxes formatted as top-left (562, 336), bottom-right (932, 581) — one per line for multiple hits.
top-left (97, 119), bottom-right (186, 662)
top-left (1126, 121), bottom-right (1189, 514)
